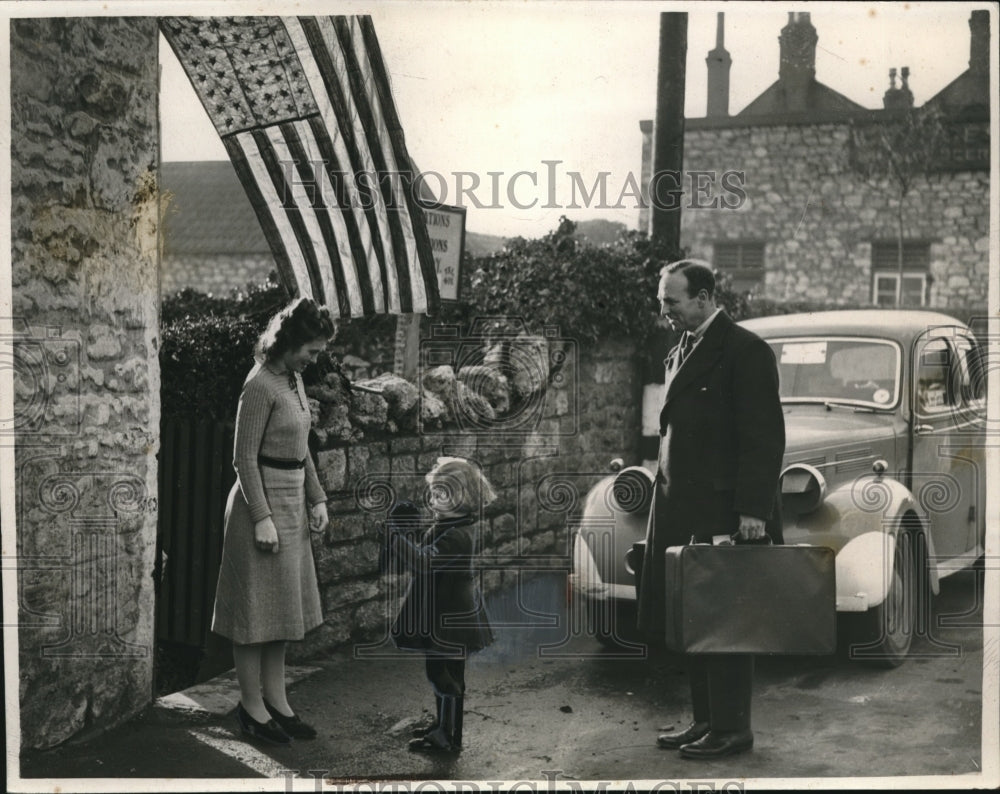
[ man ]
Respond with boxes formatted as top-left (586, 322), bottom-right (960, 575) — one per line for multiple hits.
top-left (636, 259), bottom-right (785, 760)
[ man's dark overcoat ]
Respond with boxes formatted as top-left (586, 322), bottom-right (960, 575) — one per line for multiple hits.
top-left (389, 514), bottom-right (493, 655)
top-left (636, 310), bottom-right (786, 635)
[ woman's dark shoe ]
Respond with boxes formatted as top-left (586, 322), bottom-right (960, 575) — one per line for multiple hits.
top-left (263, 699), bottom-right (317, 740)
top-left (236, 702), bottom-right (291, 745)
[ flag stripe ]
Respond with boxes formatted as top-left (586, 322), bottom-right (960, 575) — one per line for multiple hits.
top-left (303, 115), bottom-right (378, 316)
top-left (356, 16), bottom-right (438, 312)
top-left (296, 15), bottom-right (396, 313)
top-left (288, 14), bottom-right (385, 313)
top-left (343, 16), bottom-right (424, 311)
top-left (275, 122), bottom-right (350, 316)
top-left (250, 128), bottom-right (327, 306)
top-left (234, 131), bottom-right (316, 304)
top-left (223, 135), bottom-right (303, 301)
top-left (332, 16), bottom-right (415, 313)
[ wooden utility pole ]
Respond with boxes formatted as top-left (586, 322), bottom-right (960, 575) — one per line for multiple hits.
top-left (651, 12), bottom-right (687, 249)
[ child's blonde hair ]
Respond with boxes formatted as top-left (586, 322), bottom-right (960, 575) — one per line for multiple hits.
top-left (425, 457), bottom-right (497, 514)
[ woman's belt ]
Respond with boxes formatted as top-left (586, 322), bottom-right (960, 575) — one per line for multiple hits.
top-left (258, 454), bottom-right (306, 470)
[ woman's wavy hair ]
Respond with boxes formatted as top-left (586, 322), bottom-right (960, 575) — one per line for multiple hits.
top-left (255, 297), bottom-right (337, 362)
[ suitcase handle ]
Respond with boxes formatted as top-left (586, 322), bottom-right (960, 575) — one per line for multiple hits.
top-left (699, 531), bottom-right (773, 546)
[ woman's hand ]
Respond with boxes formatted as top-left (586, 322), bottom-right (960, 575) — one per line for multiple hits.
top-left (309, 502), bottom-right (329, 534)
top-left (254, 517), bottom-right (279, 553)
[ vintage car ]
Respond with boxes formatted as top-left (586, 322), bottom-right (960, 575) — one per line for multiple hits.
top-left (569, 310), bottom-right (987, 666)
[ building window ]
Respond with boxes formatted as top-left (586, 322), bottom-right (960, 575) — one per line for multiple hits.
top-left (871, 241), bottom-right (930, 307)
top-left (873, 272), bottom-right (928, 307)
top-left (713, 241), bottom-right (765, 292)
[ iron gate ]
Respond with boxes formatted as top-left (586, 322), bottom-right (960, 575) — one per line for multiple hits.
top-left (156, 418), bottom-right (235, 648)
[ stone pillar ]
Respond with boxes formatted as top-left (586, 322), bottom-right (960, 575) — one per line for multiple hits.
top-left (9, 17), bottom-right (161, 749)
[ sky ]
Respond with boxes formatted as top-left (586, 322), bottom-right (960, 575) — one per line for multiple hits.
top-left (159, 1), bottom-right (986, 238)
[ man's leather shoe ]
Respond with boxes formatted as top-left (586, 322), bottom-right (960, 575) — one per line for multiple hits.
top-left (679, 729), bottom-right (754, 759)
top-left (656, 721), bottom-right (709, 749)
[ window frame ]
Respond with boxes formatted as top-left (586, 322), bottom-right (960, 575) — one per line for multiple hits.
top-left (713, 240), bottom-right (766, 292)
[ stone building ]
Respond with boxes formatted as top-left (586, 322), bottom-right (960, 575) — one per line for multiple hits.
top-left (160, 161), bottom-right (274, 295)
top-left (639, 11), bottom-right (991, 310)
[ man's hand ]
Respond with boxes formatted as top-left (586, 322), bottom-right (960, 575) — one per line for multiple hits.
top-left (737, 514), bottom-right (766, 541)
top-left (309, 502), bottom-right (329, 534)
top-left (254, 517), bottom-right (280, 553)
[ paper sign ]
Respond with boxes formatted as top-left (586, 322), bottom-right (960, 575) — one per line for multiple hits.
top-left (781, 341), bottom-right (828, 365)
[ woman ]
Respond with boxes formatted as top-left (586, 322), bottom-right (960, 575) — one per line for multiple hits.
top-left (212, 297), bottom-right (335, 745)
top-left (387, 457), bottom-right (496, 754)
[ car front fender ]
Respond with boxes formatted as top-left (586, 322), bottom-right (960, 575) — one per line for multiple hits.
top-left (783, 475), bottom-right (938, 610)
top-left (571, 468), bottom-right (653, 597)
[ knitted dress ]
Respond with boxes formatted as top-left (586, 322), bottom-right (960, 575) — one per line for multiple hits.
top-left (212, 363), bottom-right (325, 644)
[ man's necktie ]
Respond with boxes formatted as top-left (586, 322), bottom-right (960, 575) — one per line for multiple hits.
top-left (676, 332), bottom-right (694, 368)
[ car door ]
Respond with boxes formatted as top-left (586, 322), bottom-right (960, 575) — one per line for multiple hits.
top-left (909, 328), bottom-right (985, 563)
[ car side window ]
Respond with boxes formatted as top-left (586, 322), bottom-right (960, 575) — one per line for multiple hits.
top-left (955, 333), bottom-right (987, 404)
top-left (915, 338), bottom-right (954, 415)
top-left (954, 334), bottom-right (986, 414)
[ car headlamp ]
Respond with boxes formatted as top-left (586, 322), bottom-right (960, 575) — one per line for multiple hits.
top-left (780, 463), bottom-right (827, 515)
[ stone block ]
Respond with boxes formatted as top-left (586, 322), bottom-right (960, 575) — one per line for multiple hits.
top-left (316, 448), bottom-right (348, 493)
top-left (353, 598), bottom-right (396, 635)
top-left (493, 511), bottom-right (521, 545)
top-left (322, 578), bottom-right (381, 613)
top-left (287, 617), bottom-right (352, 661)
top-left (457, 364), bottom-right (510, 414)
top-left (314, 540), bottom-right (380, 583)
top-left (453, 381), bottom-right (496, 427)
top-left (390, 436), bottom-right (422, 454)
top-left (419, 389), bottom-right (449, 430)
top-left (324, 513), bottom-right (370, 543)
top-left (356, 372), bottom-right (419, 427)
top-left (349, 390), bottom-right (389, 431)
top-left (389, 454), bottom-right (417, 474)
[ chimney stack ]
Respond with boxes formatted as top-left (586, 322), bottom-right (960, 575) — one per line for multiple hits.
top-left (778, 11), bottom-right (817, 111)
top-left (705, 12), bottom-right (731, 118)
top-left (883, 66), bottom-right (914, 110)
top-left (969, 10), bottom-right (989, 75)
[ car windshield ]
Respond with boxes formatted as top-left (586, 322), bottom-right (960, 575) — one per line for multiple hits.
top-left (767, 337), bottom-right (901, 408)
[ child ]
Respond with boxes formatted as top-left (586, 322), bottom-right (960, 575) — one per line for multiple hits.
top-left (386, 457), bottom-right (496, 754)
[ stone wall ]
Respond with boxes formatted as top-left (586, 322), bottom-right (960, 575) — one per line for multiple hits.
top-left (10, 18), bottom-right (161, 750)
top-left (680, 121), bottom-right (990, 309)
top-left (161, 252), bottom-right (273, 296)
top-left (288, 336), bottom-right (642, 660)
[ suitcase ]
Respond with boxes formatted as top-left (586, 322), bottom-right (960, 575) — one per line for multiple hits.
top-left (662, 542), bottom-right (837, 655)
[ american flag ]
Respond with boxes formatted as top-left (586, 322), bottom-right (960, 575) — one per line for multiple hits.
top-left (160, 16), bottom-right (440, 317)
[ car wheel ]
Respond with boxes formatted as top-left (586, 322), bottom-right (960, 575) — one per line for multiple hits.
top-left (849, 530), bottom-right (918, 667)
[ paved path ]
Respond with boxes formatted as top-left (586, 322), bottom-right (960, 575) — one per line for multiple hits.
top-left (16, 568), bottom-right (995, 788)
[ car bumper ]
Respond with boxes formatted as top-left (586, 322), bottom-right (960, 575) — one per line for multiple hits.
top-left (568, 574), bottom-right (635, 603)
